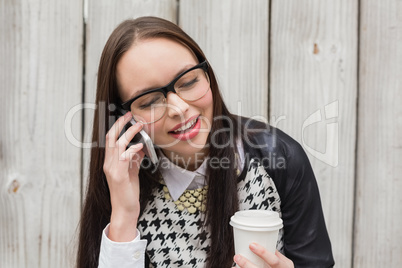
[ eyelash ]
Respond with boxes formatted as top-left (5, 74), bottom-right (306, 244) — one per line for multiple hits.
top-left (178, 78), bottom-right (199, 89)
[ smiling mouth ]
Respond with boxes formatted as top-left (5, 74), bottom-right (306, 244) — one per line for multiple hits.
top-left (169, 116), bottom-right (199, 134)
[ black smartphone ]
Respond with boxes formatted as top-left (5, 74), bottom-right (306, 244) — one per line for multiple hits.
top-left (116, 108), bottom-right (159, 164)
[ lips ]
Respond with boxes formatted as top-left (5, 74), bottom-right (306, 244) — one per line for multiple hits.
top-left (168, 115), bottom-right (201, 141)
top-left (169, 115), bottom-right (200, 133)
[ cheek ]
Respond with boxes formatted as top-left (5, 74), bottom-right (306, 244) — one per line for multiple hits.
top-left (142, 121), bottom-right (165, 142)
top-left (195, 90), bottom-right (214, 129)
top-left (142, 124), bottom-right (151, 134)
top-left (195, 89), bottom-right (214, 111)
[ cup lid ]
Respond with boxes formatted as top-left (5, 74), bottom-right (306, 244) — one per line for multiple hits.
top-left (230, 210), bottom-right (283, 229)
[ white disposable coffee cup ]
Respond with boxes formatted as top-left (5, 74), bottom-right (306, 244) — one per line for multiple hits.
top-left (230, 210), bottom-right (283, 267)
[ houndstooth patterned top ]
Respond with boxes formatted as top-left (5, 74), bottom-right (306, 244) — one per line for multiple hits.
top-left (137, 158), bottom-right (284, 267)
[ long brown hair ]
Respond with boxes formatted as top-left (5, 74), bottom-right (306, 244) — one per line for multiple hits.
top-left (77, 16), bottom-right (240, 268)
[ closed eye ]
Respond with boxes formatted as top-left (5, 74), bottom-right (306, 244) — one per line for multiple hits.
top-left (178, 78), bottom-right (199, 90)
top-left (138, 95), bottom-right (163, 109)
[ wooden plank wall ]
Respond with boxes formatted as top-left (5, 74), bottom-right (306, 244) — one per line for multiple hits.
top-left (354, 0), bottom-right (402, 266)
top-left (269, 1), bottom-right (358, 267)
top-left (0, 0), bottom-right (83, 267)
top-left (1, 0), bottom-right (401, 267)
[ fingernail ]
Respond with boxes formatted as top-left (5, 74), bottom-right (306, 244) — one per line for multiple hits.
top-left (249, 243), bottom-right (258, 250)
top-left (234, 255), bottom-right (241, 262)
top-left (125, 112), bottom-right (131, 118)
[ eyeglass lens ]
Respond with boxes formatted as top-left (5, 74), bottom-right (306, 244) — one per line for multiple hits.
top-left (130, 68), bottom-right (209, 124)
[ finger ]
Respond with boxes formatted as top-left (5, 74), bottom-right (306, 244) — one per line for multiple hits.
top-left (128, 145), bottom-right (145, 163)
top-left (275, 251), bottom-right (293, 267)
top-left (129, 145), bottom-right (145, 159)
top-left (233, 255), bottom-right (258, 268)
top-left (128, 149), bottom-right (145, 172)
top-left (119, 143), bottom-right (143, 161)
top-left (116, 122), bottom-right (143, 149)
top-left (106, 112), bottom-right (132, 146)
top-left (249, 243), bottom-right (280, 267)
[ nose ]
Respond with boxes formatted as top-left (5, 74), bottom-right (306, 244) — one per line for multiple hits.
top-left (166, 93), bottom-right (190, 118)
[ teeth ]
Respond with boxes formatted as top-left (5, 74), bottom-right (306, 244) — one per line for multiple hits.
top-left (173, 118), bottom-right (197, 133)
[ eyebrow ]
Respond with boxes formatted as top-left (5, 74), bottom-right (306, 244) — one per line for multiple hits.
top-left (128, 63), bottom-right (196, 99)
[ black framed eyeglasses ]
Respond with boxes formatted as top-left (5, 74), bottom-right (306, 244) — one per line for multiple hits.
top-left (120, 61), bottom-right (210, 124)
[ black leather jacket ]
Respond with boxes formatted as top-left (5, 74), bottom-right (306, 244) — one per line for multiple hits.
top-left (240, 117), bottom-right (335, 267)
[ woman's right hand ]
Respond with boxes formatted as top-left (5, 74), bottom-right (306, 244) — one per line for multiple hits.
top-left (103, 112), bottom-right (145, 242)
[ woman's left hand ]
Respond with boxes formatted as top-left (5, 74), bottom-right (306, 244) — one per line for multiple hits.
top-left (234, 243), bottom-right (294, 268)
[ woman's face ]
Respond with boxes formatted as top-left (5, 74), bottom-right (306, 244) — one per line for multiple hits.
top-left (116, 38), bottom-right (213, 164)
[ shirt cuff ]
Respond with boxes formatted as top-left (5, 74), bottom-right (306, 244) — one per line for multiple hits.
top-left (98, 223), bottom-right (148, 268)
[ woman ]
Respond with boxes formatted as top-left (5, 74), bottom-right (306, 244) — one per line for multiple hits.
top-left (76, 16), bottom-right (334, 268)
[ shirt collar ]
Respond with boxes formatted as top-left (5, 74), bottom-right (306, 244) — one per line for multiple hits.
top-left (158, 138), bottom-right (244, 201)
top-left (158, 152), bottom-right (208, 201)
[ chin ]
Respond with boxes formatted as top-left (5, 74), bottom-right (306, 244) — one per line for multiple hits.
top-left (160, 134), bottom-right (209, 157)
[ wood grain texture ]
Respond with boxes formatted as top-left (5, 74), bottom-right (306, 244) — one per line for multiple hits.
top-left (0, 0), bottom-right (83, 267)
top-left (179, 0), bottom-right (269, 119)
top-left (83, 0), bottom-right (177, 191)
top-left (269, 1), bottom-right (358, 267)
top-left (354, 0), bottom-right (402, 266)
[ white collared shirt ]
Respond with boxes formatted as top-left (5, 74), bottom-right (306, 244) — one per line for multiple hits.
top-left (157, 151), bottom-right (208, 201)
top-left (158, 137), bottom-right (244, 200)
